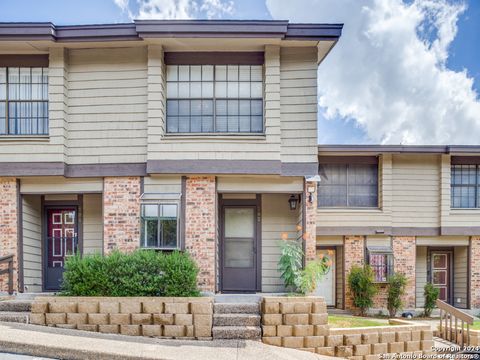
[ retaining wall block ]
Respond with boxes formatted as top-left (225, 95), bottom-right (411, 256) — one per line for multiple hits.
top-left (131, 313), bottom-right (152, 325)
top-left (109, 313), bottom-right (130, 325)
top-left (98, 324), bottom-right (119, 334)
top-left (120, 325), bottom-right (140, 336)
top-left (66, 313), bottom-right (87, 325)
top-left (335, 345), bottom-right (353, 357)
top-left (120, 301), bottom-right (141, 314)
top-left (142, 325), bottom-right (162, 337)
top-left (316, 347), bottom-right (334, 356)
top-left (353, 344), bottom-right (371, 356)
top-left (344, 334), bottom-right (362, 346)
top-left (371, 343), bottom-right (388, 354)
top-left (282, 336), bottom-right (304, 348)
top-left (99, 302), bottom-right (119, 314)
top-left (154, 313), bottom-right (174, 325)
top-left (45, 313), bottom-right (66, 325)
top-left (263, 337), bottom-right (282, 346)
top-left (304, 336), bottom-right (324, 348)
top-left (49, 302), bottom-right (77, 313)
top-left (78, 302), bottom-right (98, 314)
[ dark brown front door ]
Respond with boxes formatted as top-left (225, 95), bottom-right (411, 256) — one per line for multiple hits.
top-left (431, 251), bottom-right (452, 303)
top-left (220, 200), bottom-right (260, 292)
top-left (44, 207), bottom-right (79, 290)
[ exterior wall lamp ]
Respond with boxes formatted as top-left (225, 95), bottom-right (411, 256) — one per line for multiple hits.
top-left (288, 194), bottom-right (300, 210)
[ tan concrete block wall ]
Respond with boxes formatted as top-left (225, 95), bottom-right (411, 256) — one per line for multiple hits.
top-left (261, 297), bottom-right (435, 357)
top-left (103, 177), bottom-right (141, 254)
top-left (0, 178), bottom-right (18, 292)
top-left (31, 296), bottom-right (213, 340)
top-left (185, 176), bottom-right (216, 292)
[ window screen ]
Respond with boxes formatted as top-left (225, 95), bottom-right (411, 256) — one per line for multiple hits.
top-left (166, 65), bottom-right (263, 133)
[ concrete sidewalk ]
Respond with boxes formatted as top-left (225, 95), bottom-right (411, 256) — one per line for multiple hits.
top-left (0, 322), bottom-right (336, 360)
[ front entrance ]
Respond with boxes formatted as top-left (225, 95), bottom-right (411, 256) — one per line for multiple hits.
top-left (44, 207), bottom-right (79, 290)
top-left (314, 248), bottom-right (336, 306)
top-left (220, 197), bottom-right (260, 292)
top-left (431, 251), bottom-right (452, 303)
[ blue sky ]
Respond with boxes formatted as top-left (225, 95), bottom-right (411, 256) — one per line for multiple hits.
top-left (1, 0), bottom-right (479, 144)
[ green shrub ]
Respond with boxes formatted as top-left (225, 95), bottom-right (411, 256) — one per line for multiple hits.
top-left (387, 273), bottom-right (408, 317)
top-left (347, 265), bottom-right (378, 316)
top-left (277, 240), bottom-right (331, 295)
top-left (61, 250), bottom-right (200, 297)
top-left (424, 283), bottom-right (439, 317)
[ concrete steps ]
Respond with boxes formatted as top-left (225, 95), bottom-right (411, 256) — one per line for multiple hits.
top-left (212, 298), bottom-right (262, 340)
top-left (0, 299), bottom-right (32, 324)
top-left (213, 313), bottom-right (261, 326)
top-left (0, 311), bottom-right (29, 323)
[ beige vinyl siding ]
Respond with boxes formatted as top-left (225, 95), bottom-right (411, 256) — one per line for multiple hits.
top-left (453, 246), bottom-right (468, 309)
top-left (143, 176), bottom-right (182, 194)
top-left (261, 193), bottom-right (298, 292)
top-left (416, 246), bottom-right (428, 308)
top-left (335, 246), bottom-right (344, 309)
top-left (67, 47), bottom-right (148, 164)
top-left (20, 177), bottom-right (102, 194)
top-left (280, 47), bottom-right (318, 164)
top-left (392, 155), bottom-right (440, 227)
top-left (147, 45), bottom-right (281, 162)
top-left (441, 154), bottom-right (480, 228)
top-left (316, 155), bottom-right (392, 228)
top-left (83, 194), bottom-right (103, 255)
top-left (316, 236), bottom-right (344, 246)
top-left (217, 176), bottom-right (303, 193)
top-left (22, 195), bottom-right (42, 292)
top-left (0, 49), bottom-right (67, 163)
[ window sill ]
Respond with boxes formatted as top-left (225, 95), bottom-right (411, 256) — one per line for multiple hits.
top-left (449, 208), bottom-right (480, 215)
top-left (317, 208), bottom-right (382, 213)
top-left (163, 133), bottom-right (266, 141)
top-left (0, 135), bottom-right (50, 142)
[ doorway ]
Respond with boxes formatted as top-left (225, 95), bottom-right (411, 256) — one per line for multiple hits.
top-left (314, 248), bottom-right (336, 306)
top-left (430, 251), bottom-right (452, 304)
top-left (44, 206), bottom-right (79, 291)
top-left (220, 196), bottom-right (261, 292)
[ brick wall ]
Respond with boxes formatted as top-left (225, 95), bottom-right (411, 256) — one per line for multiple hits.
top-left (393, 236), bottom-right (416, 309)
top-left (0, 177), bottom-right (18, 292)
top-left (103, 177), bottom-right (141, 254)
top-left (344, 236), bottom-right (365, 310)
top-left (471, 236), bottom-right (480, 309)
top-left (185, 176), bottom-right (216, 293)
top-left (304, 181), bottom-right (317, 262)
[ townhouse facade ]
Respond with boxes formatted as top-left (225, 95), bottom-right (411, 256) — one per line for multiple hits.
top-left (0, 20), bottom-right (478, 312)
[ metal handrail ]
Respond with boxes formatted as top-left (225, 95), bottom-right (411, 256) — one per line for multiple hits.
top-left (0, 254), bottom-right (14, 295)
top-left (437, 299), bottom-right (475, 347)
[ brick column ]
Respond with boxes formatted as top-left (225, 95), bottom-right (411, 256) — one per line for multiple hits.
top-left (304, 181), bottom-right (317, 262)
top-left (471, 236), bottom-right (480, 309)
top-left (0, 178), bottom-right (18, 292)
top-left (344, 236), bottom-right (365, 310)
top-left (103, 177), bottom-right (141, 254)
top-left (393, 236), bottom-right (416, 309)
top-left (185, 176), bottom-right (216, 293)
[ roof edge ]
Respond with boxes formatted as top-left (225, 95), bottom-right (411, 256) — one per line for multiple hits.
top-left (0, 20), bottom-right (343, 42)
top-left (318, 145), bottom-right (480, 154)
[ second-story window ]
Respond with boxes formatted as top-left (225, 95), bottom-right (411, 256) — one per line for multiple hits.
top-left (166, 64), bottom-right (263, 134)
top-left (318, 158), bottom-right (379, 208)
top-left (451, 164), bottom-right (480, 208)
top-left (0, 67), bottom-right (49, 135)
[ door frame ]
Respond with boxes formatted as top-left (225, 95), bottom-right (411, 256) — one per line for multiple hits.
top-left (219, 194), bottom-right (262, 293)
top-left (316, 246), bottom-right (336, 307)
top-left (428, 247), bottom-right (454, 305)
top-left (42, 196), bottom-right (83, 292)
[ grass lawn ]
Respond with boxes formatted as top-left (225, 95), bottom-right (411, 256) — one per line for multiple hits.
top-left (472, 320), bottom-right (480, 330)
top-left (328, 315), bottom-right (390, 328)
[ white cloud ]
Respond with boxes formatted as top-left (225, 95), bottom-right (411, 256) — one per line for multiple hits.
top-left (115, 0), bottom-right (233, 20)
top-left (266, 0), bottom-right (480, 145)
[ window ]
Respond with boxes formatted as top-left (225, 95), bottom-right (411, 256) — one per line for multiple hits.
top-left (318, 163), bottom-right (378, 207)
top-left (166, 64), bottom-right (263, 133)
top-left (0, 67), bottom-right (49, 135)
top-left (141, 203), bottom-right (179, 249)
top-left (451, 164), bottom-right (480, 208)
top-left (367, 247), bottom-right (394, 283)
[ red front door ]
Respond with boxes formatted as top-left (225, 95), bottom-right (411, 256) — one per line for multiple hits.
top-left (45, 207), bottom-right (78, 290)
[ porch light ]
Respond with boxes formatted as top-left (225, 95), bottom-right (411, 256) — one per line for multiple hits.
top-left (288, 195), bottom-right (299, 210)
